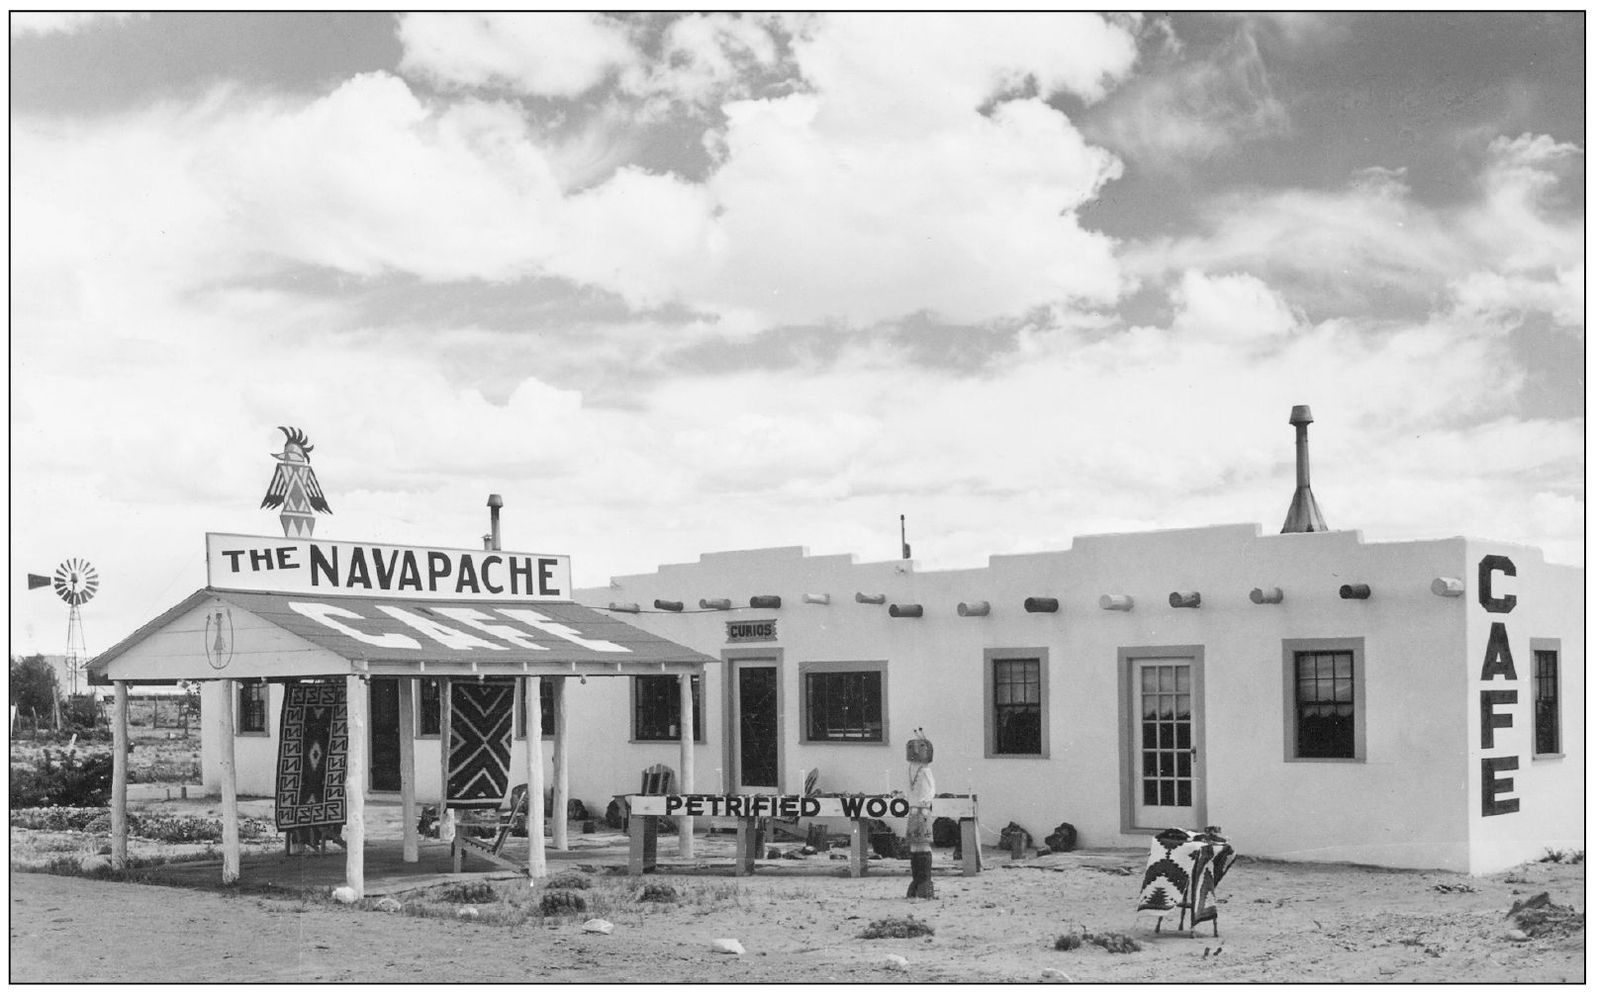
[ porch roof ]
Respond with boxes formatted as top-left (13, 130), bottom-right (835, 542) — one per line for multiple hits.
top-left (88, 587), bottom-right (711, 684)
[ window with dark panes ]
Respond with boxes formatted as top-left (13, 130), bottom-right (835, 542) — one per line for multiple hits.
top-left (804, 670), bottom-right (883, 742)
top-left (418, 678), bottom-right (441, 737)
top-left (1294, 650), bottom-right (1355, 758)
top-left (516, 679), bottom-right (555, 739)
top-left (992, 657), bottom-right (1042, 755)
top-left (633, 675), bottom-right (703, 741)
top-left (1534, 649), bottom-right (1560, 755)
top-left (237, 681), bottom-right (268, 734)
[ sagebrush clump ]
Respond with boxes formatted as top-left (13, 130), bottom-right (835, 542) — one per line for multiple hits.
top-left (538, 889), bottom-right (588, 916)
top-left (544, 870), bottom-right (593, 890)
top-left (859, 915), bottom-right (934, 939)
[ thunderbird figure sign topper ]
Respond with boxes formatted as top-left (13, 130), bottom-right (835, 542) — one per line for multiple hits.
top-left (260, 426), bottom-right (332, 538)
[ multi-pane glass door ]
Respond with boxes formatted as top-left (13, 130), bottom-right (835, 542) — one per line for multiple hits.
top-left (1130, 658), bottom-right (1198, 828)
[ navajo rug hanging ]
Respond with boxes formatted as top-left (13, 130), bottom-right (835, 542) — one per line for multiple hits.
top-left (275, 681), bottom-right (348, 830)
top-left (447, 680), bottom-right (516, 808)
top-left (1136, 827), bottom-right (1236, 926)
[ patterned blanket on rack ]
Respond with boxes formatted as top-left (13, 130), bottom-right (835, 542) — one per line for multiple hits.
top-left (1136, 827), bottom-right (1236, 925)
top-left (275, 682), bottom-right (348, 830)
top-left (447, 680), bottom-right (516, 808)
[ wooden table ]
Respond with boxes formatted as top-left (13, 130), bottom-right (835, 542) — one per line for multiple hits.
top-left (627, 794), bottom-right (979, 877)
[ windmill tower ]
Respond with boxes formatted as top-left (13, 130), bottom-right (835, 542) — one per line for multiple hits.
top-left (51, 557), bottom-right (98, 697)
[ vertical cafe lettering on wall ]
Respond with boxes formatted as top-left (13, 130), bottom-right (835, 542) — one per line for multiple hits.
top-left (1478, 555), bottom-right (1520, 818)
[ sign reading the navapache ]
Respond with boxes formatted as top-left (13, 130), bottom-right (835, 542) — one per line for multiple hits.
top-left (206, 533), bottom-right (572, 602)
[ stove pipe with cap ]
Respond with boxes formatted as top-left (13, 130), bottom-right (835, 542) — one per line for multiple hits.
top-left (1281, 405), bottom-right (1328, 533)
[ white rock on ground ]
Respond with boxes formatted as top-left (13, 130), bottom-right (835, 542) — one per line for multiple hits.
top-left (330, 886), bottom-right (358, 904)
top-left (1041, 967), bottom-right (1072, 982)
top-left (710, 938), bottom-right (745, 955)
top-left (583, 919), bottom-right (614, 935)
top-left (883, 954), bottom-right (909, 971)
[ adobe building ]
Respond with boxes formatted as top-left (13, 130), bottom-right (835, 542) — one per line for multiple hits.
top-left (139, 408), bottom-right (1576, 876)
top-left (552, 407), bottom-right (1581, 874)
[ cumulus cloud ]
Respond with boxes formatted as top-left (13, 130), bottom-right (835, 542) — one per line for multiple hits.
top-left (10, 11), bottom-right (142, 37)
top-left (1080, 18), bottom-right (1289, 168)
top-left (1126, 134), bottom-right (1583, 330)
top-left (397, 12), bottom-right (637, 98)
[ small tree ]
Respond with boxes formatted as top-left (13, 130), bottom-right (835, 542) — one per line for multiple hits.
top-left (179, 679), bottom-right (202, 736)
top-left (10, 655), bottom-right (61, 730)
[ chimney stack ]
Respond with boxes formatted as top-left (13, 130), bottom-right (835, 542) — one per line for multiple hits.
top-left (1280, 405), bottom-right (1328, 533)
top-left (486, 493), bottom-right (503, 551)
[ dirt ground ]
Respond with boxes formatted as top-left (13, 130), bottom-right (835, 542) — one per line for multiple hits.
top-left (8, 811), bottom-right (1584, 984)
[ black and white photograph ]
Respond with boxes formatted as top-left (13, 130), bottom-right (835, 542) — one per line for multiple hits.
top-left (9, 11), bottom-right (1583, 984)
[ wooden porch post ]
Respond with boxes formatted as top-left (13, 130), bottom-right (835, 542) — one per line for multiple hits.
top-left (217, 679), bottom-right (240, 884)
top-left (551, 675), bottom-right (568, 851)
top-left (439, 679), bottom-right (451, 838)
top-left (110, 681), bottom-right (129, 868)
top-left (526, 676), bottom-right (547, 877)
top-left (678, 672), bottom-right (695, 859)
top-left (345, 673), bottom-right (368, 898)
top-left (398, 676), bottom-right (418, 863)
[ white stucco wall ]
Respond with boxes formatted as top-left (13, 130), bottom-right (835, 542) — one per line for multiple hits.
top-left (1462, 541), bottom-right (1585, 873)
top-left (572, 525), bottom-right (1580, 872)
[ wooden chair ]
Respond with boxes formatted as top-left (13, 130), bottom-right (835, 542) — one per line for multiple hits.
top-left (451, 783), bottom-right (530, 874)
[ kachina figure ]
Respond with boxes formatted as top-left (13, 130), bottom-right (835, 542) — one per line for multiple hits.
top-left (905, 727), bottom-right (936, 899)
top-left (260, 426), bottom-right (332, 538)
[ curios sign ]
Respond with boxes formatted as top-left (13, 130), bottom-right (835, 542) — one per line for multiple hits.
top-left (726, 620), bottom-right (777, 643)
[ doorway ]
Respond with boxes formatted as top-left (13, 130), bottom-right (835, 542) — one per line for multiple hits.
top-left (369, 678), bottom-right (401, 792)
top-left (731, 659), bottom-right (779, 792)
top-left (1123, 651), bottom-right (1204, 830)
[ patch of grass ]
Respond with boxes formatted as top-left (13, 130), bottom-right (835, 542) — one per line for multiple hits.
top-left (859, 915), bottom-right (934, 939)
top-left (1538, 848), bottom-right (1584, 865)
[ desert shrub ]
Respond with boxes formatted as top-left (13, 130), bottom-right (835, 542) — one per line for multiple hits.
top-left (11, 806), bottom-right (109, 832)
top-left (9, 750), bottom-right (114, 808)
top-left (545, 870), bottom-right (592, 891)
top-left (634, 882), bottom-right (678, 903)
top-left (437, 881), bottom-right (500, 905)
top-left (1538, 848), bottom-right (1585, 865)
top-left (1055, 930), bottom-right (1141, 954)
top-left (537, 889), bottom-right (587, 916)
top-left (859, 915), bottom-right (934, 939)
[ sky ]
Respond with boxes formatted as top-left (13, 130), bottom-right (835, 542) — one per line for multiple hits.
top-left (9, 12), bottom-right (1585, 659)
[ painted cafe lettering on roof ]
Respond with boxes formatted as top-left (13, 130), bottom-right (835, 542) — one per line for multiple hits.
top-left (207, 533), bottom-right (571, 602)
top-left (285, 601), bottom-right (630, 655)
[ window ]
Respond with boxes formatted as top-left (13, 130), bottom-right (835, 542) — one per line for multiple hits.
top-left (1283, 639), bottom-right (1364, 761)
top-left (237, 681), bottom-right (268, 735)
top-left (516, 679), bottom-right (555, 739)
top-left (632, 675), bottom-right (704, 742)
top-left (1533, 643), bottom-right (1561, 756)
top-left (984, 649), bottom-right (1049, 758)
top-left (801, 664), bottom-right (885, 743)
top-left (417, 678), bottom-right (441, 738)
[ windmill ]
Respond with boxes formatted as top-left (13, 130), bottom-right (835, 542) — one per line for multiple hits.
top-left (26, 558), bottom-right (99, 699)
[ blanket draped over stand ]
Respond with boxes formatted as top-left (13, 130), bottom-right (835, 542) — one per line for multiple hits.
top-left (275, 681), bottom-right (349, 830)
top-left (447, 679), bottom-right (516, 808)
top-left (1136, 827), bottom-right (1236, 927)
